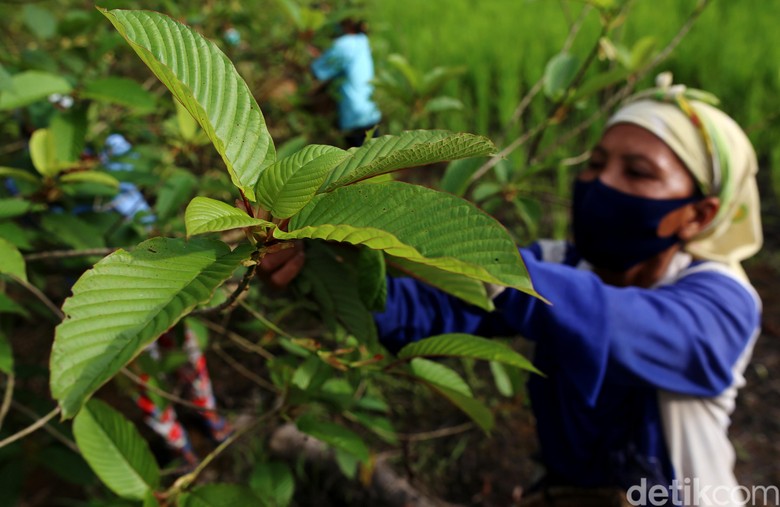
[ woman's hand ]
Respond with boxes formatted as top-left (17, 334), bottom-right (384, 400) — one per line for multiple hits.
top-left (259, 241), bottom-right (305, 289)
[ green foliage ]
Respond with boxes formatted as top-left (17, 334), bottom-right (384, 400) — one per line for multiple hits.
top-left (50, 237), bottom-right (253, 418)
top-left (185, 196), bottom-right (274, 237)
top-left (72, 399), bottom-right (160, 500)
top-left (0, 71), bottom-right (72, 110)
top-left (178, 484), bottom-right (264, 507)
top-left (0, 237), bottom-right (27, 282)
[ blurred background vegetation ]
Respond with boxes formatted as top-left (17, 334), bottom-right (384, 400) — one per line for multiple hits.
top-left (1, 1), bottom-right (778, 505)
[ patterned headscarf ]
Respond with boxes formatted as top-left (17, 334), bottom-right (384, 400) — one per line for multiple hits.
top-left (605, 73), bottom-right (763, 281)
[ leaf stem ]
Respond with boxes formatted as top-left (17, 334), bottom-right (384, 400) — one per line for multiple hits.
top-left (12, 275), bottom-right (64, 321)
top-left (0, 406), bottom-right (60, 449)
top-left (192, 264), bottom-right (256, 315)
top-left (0, 374), bottom-right (14, 431)
top-left (23, 248), bottom-right (117, 262)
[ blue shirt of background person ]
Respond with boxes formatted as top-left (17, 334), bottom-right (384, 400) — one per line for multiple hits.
top-left (311, 22), bottom-right (381, 133)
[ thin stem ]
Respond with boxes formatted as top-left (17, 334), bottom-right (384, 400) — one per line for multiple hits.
top-left (239, 189), bottom-right (255, 218)
top-left (212, 343), bottom-right (279, 393)
top-left (197, 318), bottom-right (275, 361)
top-left (192, 265), bottom-right (256, 315)
top-left (237, 299), bottom-right (298, 340)
top-left (0, 407), bottom-right (60, 449)
top-left (120, 367), bottom-right (230, 414)
top-left (169, 397), bottom-right (285, 495)
top-left (24, 248), bottom-right (116, 262)
top-left (13, 276), bottom-right (64, 321)
top-left (396, 422), bottom-right (475, 442)
top-left (10, 401), bottom-right (79, 453)
top-left (0, 374), bottom-right (14, 430)
top-left (532, 0), bottom-right (712, 164)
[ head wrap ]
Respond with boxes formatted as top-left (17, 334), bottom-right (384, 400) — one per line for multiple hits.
top-left (604, 73), bottom-right (762, 281)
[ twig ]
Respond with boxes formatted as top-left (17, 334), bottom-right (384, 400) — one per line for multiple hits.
top-left (197, 318), bottom-right (275, 361)
top-left (396, 422), bottom-right (475, 442)
top-left (467, 121), bottom-right (550, 186)
top-left (24, 248), bottom-right (117, 262)
top-left (533, 0), bottom-right (712, 164)
top-left (169, 396), bottom-right (285, 494)
top-left (0, 406), bottom-right (60, 449)
top-left (212, 343), bottom-right (279, 393)
top-left (13, 276), bottom-right (64, 321)
top-left (120, 367), bottom-right (230, 414)
top-left (237, 299), bottom-right (299, 340)
top-left (192, 265), bottom-right (256, 315)
top-left (0, 374), bottom-right (13, 430)
top-left (10, 401), bottom-right (79, 453)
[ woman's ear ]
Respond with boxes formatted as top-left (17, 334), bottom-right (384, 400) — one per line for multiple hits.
top-left (678, 197), bottom-right (720, 241)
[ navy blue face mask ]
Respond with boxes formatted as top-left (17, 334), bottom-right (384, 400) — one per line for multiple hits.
top-left (571, 178), bottom-right (701, 272)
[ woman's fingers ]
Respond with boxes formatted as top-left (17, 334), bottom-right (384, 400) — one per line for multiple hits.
top-left (270, 250), bottom-right (306, 289)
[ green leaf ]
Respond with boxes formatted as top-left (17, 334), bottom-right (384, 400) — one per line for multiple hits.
top-left (629, 36), bottom-right (658, 71)
top-left (50, 237), bottom-right (253, 418)
top-left (319, 131), bottom-right (495, 192)
top-left (0, 292), bottom-right (30, 319)
top-left (82, 77), bottom-right (156, 112)
top-left (439, 158), bottom-right (482, 197)
top-left (178, 484), bottom-right (264, 507)
top-left (23, 4), bottom-right (57, 39)
top-left (40, 213), bottom-right (107, 250)
top-left (29, 129), bottom-right (59, 177)
top-left (388, 257), bottom-right (492, 311)
top-left (101, 8), bottom-right (276, 200)
top-left (0, 64), bottom-right (12, 92)
top-left (0, 198), bottom-right (33, 219)
top-left (72, 399), bottom-right (160, 500)
top-left (0, 237), bottom-right (27, 282)
top-left (543, 52), bottom-right (579, 101)
top-left (185, 196), bottom-right (274, 238)
top-left (0, 71), bottom-right (73, 110)
top-left (291, 355), bottom-right (328, 391)
top-left (570, 67), bottom-right (630, 102)
top-left (276, 182), bottom-right (538, 298)
top-left (409, 358), bottom-right (472, 397)
top-left (0, 222), bottom-right (36, 250)
top-left (425, 382), bottom-right (494, 433)
top-left (154, 168), bottom-right (198, 221)
top-left (423, 96), bottom-right (464, 114)
top-left (490, 361), bottom-right (514, 397)
top-left (387, 53), bottom-right (419, 90)
top-left (50, 107), bottom-right (87, 166)
top-left (255, 145), bottom-right (350, 219)
top-left (349, 411), bottom-right (398, 445)
top-left (0, 329), bottom-right (13, 375)
top-left (0, 167), bottom-right (41, 186)
top-left (60, 171), bottom-right (120, 189)
top-left (296, 414), bottom-right (370, 462)
top-left (357, 247), bottom-right (386, 312)
top-left (398, 334), bottom-right (541, 375)
top-left (249, 462), bottom-right (295, 507)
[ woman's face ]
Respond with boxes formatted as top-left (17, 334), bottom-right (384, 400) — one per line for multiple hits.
top-left (580, 123), bottom-right (698, 200)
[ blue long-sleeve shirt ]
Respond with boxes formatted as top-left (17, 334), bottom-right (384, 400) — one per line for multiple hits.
top-left (374, 241), bottom-right (761, 496)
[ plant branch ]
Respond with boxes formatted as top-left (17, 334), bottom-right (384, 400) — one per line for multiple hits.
top-left (192, 265), bottom-right (256, 315)
top-left (237, 299), bottom-right (299, 340)
top-left (13, 275), bottom-right (64, 321)
top-left (24, 248), bottom-right (117, 262)
top-left (197, 318), bottom-right (275, 361)
top-left (212, 343), bottom-right (279, 393)
top-left (10, 401), bottom-right (79, 453)
top-left (169, 396), bottom-right (285, 495)
top-left (0, 374), bottom-right (13, 431)
top-left (0, 406), bottom-right (60, 449)
top-left (120, 367), bottom-right (231, 414)
top-left (532, 0), bottom-right (712, 164)
top-left (396, 422), bottom-right (475, 442)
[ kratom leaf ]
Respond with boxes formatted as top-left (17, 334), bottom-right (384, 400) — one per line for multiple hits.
top-left (296, 414), bottom-right (370, 462)
top-left (409, 358), bottom-right (472, 397)
top-left (255, 145), bottom-right (349, 219)
top-left (72, 399), bottom-right (160, 500)
top-left (179, 484), bottom-right (265, 507)
top-left (185, 196), bottom-right (274, 238)
top-left (398, 334), bottom-right (540, 374)
top-left (0, 71), bottom-right (72, 110)
top-left (0, 199), bottom-right (33, 219)
top-left (319, 131), bottom-right (495, 192)
top-left (0, 167), bottom-right (39, 186)
top-left (425, 382), bottom-right (494, 433)
top-left (101, 8), bottom-right (275, 200)
top-left (50, 107), bottom-right (87, 166)
top-left (0, 237), bottom-right (27, 282)
top-left (357, 247), bottom-right (386, 312)
top-left (50, 237), bottom-right (253, 418)
top-left (543, 52), bottom-right (579, 101)
top-left (60, 171), bottom-right (120, 189)
top-left (249, 462), bottom-right (295, 507)
top-left (82, 77), bottom-right (156, 112)
top-left (0, 329), bottom-right (13, 375)
top-left (29, 129), bottom-right (59, 177)
top-left (388, 256), bottom-right (492, 311)
top-left (275, 182), bottom-right (538, 298)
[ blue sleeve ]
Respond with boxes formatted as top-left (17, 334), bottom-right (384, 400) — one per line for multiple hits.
top-left (311, 41), bottom-right (346, 81)
top-left (375, 248), bottom-right (760, 403)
